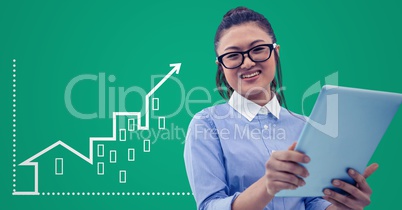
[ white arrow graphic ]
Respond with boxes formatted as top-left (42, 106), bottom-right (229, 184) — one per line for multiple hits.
top-left (13, 63), bottom-right (182, 195)
top-left (142, 63), bottom-right (181, 129)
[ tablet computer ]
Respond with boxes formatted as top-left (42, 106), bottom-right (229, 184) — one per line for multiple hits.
top-left (276, 85), bottom-right (402, 197)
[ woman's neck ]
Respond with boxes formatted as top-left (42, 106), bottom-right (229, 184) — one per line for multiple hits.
top-left (244, 91), bottom-right (272, 106)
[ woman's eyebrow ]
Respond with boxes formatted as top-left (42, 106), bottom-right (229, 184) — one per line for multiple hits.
top-left (249, 39), bottom-right (265, 47)
top-left (224, 39), bottom-right (266, 51)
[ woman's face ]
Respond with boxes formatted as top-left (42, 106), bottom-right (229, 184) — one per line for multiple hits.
top-left (216, 22), bottom-right (279, 104)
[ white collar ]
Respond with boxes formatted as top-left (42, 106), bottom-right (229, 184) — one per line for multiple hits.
top-left (228, 91), bottom-right (281, 121)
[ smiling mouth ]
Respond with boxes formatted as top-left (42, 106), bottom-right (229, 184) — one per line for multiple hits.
top-left (240, 70), bottom-right (261, 79)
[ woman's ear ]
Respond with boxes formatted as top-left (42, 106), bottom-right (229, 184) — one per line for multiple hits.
top-left (215, 60), bottom-right (220, 66)
top-left (276, 44), bottom-right (280, 56)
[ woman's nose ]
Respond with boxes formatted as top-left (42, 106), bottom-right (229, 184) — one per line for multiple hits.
top-left (240, 55), bottom-right (256, 69)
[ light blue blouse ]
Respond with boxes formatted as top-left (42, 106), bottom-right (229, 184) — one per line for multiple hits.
top-left (184, 91), bottom-right (331, 210)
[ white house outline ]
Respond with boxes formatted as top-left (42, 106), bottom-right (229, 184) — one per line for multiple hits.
top-left (13, 63), bottom-right (181, 196)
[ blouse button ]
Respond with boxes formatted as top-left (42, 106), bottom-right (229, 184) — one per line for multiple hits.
top-left (264, 124), bottom-right (269, 129)
top-left (259, 107), bottom-right (268, 114)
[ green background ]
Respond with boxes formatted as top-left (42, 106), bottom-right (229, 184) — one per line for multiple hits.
top-left (1, 0), bottom-right (401, 209)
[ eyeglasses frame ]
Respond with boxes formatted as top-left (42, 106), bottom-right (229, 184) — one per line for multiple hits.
top-left (217, 43), bottom-right (277, 69)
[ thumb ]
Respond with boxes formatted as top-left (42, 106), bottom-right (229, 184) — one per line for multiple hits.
top-left (363, 163), bottom-right (379, 179)
top-left (288, 142), bottom-right (297, 151)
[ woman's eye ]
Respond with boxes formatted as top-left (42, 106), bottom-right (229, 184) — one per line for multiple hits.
top-left (252, 47), bottom-right (266, 53)
top-left (226, 53), bottom-right (240, 60)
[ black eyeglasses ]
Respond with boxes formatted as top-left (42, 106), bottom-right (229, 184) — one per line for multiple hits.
top-left (217, 43), bottom-right (277, 69)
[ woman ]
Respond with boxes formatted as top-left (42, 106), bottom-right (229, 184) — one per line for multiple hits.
top-left (184, 6), bottom-right (378, 210)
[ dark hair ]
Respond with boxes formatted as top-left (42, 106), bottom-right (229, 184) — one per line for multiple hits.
top-left (214, 6), bottom-right (287, 108)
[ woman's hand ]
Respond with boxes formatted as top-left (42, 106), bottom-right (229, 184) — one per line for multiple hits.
top-left (264, 142), bottom-right (310, 196)
top-left (324, 163), bottom-right (379, 210)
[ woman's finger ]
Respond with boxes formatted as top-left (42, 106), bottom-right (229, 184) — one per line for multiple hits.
top-left (288, 142), bottom-right (297, 150)
top-left (348, 169), bottom-right (373, 195)
top-left (362, 163), bottom-right (379, 179)
top-left (330, 179), bottom-right (370, 205)
top-left (323, 196), bottom-right (353, 210)
top-left (271, 150), bottom-right (310, 164)
top-left (323, 189), bottom-right (363, 210)
top-left (267, 157), bottom-right (309, 178)
top-left (266, 180), bottom-right (299, 196)
top-left (266, 170), bottom-right (306, 187)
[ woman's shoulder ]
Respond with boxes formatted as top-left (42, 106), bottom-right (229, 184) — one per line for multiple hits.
top-left (279, 107), bottom-right (308, 125)
top-left (192, 103), bottom-right (231, 119)
top-left (188, 103), bottom-right (233, 128)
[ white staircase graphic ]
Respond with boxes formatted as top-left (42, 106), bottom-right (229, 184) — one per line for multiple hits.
top-left (13, 63), bottom-right (181, 195)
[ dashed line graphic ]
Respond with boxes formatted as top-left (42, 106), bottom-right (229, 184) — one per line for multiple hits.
top-left (38, 192), bottom-right (193, 196)
top-left (12, 59), bottom-right (17, 193)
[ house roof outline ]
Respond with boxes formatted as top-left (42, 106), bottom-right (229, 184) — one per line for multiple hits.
top-left (13, 63), bottom-right (181, 195)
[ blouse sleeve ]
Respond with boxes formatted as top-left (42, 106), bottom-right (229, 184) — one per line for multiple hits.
top-left (184, 110), bottom-right (240, 210)
top-left (304, 197), bottom-right (332, 210)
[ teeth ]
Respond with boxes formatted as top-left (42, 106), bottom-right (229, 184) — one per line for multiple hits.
top-left (242, 71), bottom-right (260, 78)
